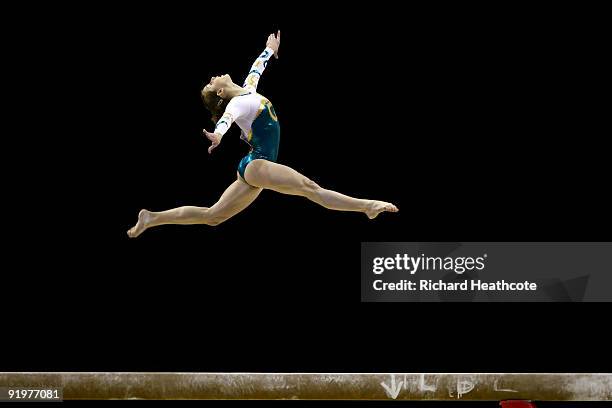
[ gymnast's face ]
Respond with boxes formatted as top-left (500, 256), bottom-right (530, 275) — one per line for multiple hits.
top-left (203, 74), bottom-right (233, 97)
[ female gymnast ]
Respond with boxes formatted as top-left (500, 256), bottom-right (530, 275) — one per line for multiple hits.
top-left (128, 31), bottom-right (398, 238)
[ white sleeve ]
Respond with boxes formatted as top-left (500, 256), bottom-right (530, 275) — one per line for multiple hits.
top-left (242, 47), bottom-right (275, 92)
top-left (214, 97), bottom-right (250, 136)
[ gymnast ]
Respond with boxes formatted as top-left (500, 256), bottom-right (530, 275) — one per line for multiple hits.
top-left (128, 30), bottom-right (398, 238)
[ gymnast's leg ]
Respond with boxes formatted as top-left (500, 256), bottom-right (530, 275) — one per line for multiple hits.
top-left (244, 159), bottom-right (398, 219)
top-left (127, 176), bottom-right (262, 238)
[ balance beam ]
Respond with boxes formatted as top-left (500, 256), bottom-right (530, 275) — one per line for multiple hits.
top-left (1, 373), bottom-right (611, 400)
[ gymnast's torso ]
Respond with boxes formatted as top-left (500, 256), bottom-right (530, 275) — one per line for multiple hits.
top-left (226, 92), bottom-right (280, 162)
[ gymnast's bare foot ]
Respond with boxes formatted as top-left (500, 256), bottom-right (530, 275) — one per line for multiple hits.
top-left (365, 201), bottom-right (399, 219)
top-left (127, 209), bottom-right (152, 238)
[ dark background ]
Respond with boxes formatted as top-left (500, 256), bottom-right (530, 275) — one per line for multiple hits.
top-left (4, 3), bottom-right (609, 396)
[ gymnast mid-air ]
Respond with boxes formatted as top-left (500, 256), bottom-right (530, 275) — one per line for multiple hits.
top-left (128, 30), bottom-right (398, 238)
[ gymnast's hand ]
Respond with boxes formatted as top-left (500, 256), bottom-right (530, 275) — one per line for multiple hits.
top-left (266, 30), bottom-right (280, 59)
top-left (203, 129), bottom-right (222, 154)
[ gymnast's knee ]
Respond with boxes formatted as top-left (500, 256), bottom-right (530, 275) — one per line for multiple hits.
top-left (182, 207), bottom-right (224, 226)
top-left (301, 178), bottom-right (322, 198)
top-left (205, 211), bottom-right (229, 226)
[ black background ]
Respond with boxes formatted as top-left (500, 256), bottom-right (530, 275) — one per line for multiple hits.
top-left (3, 3), bottom-right (609, 404)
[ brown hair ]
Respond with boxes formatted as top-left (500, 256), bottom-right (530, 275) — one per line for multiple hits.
top-left (202, 89), bottom-right (229, 124)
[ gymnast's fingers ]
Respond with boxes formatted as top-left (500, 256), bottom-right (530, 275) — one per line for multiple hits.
top-left (203, 129), bottom-right (214, 142)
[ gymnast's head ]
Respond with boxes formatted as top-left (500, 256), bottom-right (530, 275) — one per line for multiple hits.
top-left (201, 74), bottom-right (234, 123)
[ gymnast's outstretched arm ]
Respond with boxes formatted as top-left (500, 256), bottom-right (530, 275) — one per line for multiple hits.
top-left (203, 96), bottom-right (250, 154)
top-left (242, 30), bottom-right (280, 92)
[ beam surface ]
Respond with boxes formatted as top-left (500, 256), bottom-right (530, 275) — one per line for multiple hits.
top-left (1, 373), bottom-right (611, 400)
